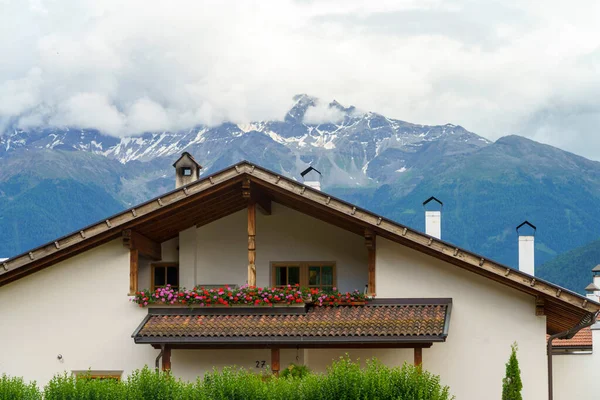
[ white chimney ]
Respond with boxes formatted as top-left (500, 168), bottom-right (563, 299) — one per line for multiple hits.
top-left (592, 265), bottom-right (600, 294)
top-left (300, 166), bottom-right (322, 191)
top-left (423, 197), bottom-right (442, 240)
top-left (173, 152), bottom-right (202, 189)
top-left (516, 221), bottom-right (536, 276)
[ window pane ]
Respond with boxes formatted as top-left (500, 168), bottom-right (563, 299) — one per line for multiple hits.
top-left (275, 267), bottom-right (287, 286)
top-left (322, 266), bottom-right (333, 286)
top-left (166, 266), bottom-right (179, 287)
top-left (288, 267), bottom-right (300, 285)
top-left (154, 266), bottom-right (166, 287)
top-left (309, 266), bottom-right (320, 286)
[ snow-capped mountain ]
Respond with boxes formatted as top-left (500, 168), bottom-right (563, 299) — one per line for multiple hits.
top-left (0, 94), bottom-right (489, 189)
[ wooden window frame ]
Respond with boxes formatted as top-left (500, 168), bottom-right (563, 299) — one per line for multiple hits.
top-left (270, 261), bottom-right (336, 289)
top-left (151, 262), bottom-right (180, 291)
top-left (72, 370), bottom-right (123, 381)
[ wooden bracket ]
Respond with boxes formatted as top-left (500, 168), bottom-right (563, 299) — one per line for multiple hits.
top-left (122, 230), bottom-right (162, 261)
top-left (535, 297), bottom-right (545, 316)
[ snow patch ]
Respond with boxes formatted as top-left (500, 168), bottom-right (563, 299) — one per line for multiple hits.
top-left (396, 167), bottom-right (407, 173)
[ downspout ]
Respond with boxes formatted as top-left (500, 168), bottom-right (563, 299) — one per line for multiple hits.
top-left (547, 311), bottom-right (598, 400)
top-left (155, 344), bottom-right (165, 370)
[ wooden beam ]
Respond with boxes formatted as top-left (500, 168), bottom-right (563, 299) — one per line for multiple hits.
top-left (536, 296), bottom-right (546, 316)
top-left (248, 202), bottom-right (257, 286)
top-left (365, 229), bottom-right (376, 296)
top-left (414, 347), bottom-right (422, 367)
top-left (162, 345), bottom-right (171, 371)
top-left (254, 191), bottom-right (272, 216)
top-left (129, 249), bottom-right (139, 296)
top-left (271, 348), bottom-right (280, 376)
top-left (122, 230), bottom-right (161, 261)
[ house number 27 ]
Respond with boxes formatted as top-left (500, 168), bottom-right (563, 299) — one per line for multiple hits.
top-left (255, 360), bottom-right (266, 368)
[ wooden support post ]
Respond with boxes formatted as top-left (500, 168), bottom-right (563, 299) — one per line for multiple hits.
top-left (365, 229), bottom-right (376, 296)
top-left (271, 348), bottom-right (280, 376)
top-left (129, 249), bottom-right (139, 296)
top-left (162, 345), bottom-right (171, 371)
top-left (414, 347), bottom-right (422, 367)
top-left (248, 202), bottom-right (256, 287)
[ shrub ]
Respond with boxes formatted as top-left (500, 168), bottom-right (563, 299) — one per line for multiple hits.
top-left (502, 342), bottom-right (523, 400)
top-left (1, 357), bottom-right (453, 400)
top-left (280, 363), bottom-right (311, 379)
top-left (0, 374), bottom-right (41, 400)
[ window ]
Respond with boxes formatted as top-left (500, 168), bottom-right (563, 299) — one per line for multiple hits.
top-left (271, 262), bottom-right (335, 290)
top-left (72, 371), bottom-right (122, 381)
top-left (152, 263), bottom-right (179, 290)
top-left (181, 167), bottom-right (192, 176)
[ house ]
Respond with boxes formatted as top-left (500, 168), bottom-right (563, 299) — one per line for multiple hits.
top-left (0, 153), bottom-right (598, 400)
top-left (551, 265), bottom-right (600, 400)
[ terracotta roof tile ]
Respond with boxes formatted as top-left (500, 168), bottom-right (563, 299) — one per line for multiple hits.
top-left (550, 327), bottom-right (592, 349)
top-left (133, 302), bottom-right (450, 345)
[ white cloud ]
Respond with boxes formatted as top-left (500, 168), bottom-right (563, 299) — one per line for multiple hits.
top-left (0, 0), bottom-right (599, 159)
top-left (303, 101), bottom-right (346, 124)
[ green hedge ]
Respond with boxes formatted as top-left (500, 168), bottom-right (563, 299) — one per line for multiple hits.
top-left (1, 357), bottom-right (454, 400)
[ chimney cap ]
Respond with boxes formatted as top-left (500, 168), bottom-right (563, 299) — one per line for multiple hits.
top-left (172, 152), bottom-right (202, 169)
top-left (300, 166), bottom-right (321, 178)
top-left (592, 264), bottom-right (600, 272)
top-left (516, 220), bottom-right (536, 235)
top-left (423, 196), bottom-right (443, 207)
top-left (585, 283), bottom-right (599, 292)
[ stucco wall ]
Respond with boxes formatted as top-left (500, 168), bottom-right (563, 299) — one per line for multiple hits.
top-left (376, 237), bottom-right (548, 400)
top-left (0, 240), bottom-right (156, 386)
top-left (192, 203), bottom-right (368, 292)
top-left (553, 327), bottom-right (600, 400)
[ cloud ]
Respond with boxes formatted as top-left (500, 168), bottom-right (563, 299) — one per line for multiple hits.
top-left (0, 0), bottom-right (599, 160)
top-left (303, 101), bottom-right (346, 124)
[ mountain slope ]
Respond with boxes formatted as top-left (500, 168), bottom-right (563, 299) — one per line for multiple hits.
top-left (538, 239), bottom-right (600, 294)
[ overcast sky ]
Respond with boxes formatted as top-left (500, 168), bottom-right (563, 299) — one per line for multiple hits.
top-left (1, 0), bottom-right (599, 160)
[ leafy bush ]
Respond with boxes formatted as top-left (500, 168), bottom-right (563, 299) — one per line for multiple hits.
top-left (1, 357), bottom-right (454, 400)
top-left (0, 374), bottom-right (41, 400)
top-left (280, 363), bottom-right (311, 379)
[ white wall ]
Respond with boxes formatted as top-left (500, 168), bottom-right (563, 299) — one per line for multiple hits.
top-left (376, 237), bottom-right (548, 400)
top-left (0, 240), bottom-right (156, 386)
top-left (193, 203), bottom-right (368, 292)
top-left (553, 327), bottom-right (600, 400)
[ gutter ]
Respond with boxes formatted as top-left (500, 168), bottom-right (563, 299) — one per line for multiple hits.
top-left (547, 311), bottom-right (598, 400)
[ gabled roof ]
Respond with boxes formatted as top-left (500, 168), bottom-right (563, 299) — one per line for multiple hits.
top-left (1, 160), bottom-right (598, 334)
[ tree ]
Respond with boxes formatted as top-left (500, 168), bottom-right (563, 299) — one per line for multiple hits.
top-left (502, 342), bottom-right (523, 400)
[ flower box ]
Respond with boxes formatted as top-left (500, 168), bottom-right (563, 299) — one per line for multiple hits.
top-left (131, 284), bottom-right (371, 308)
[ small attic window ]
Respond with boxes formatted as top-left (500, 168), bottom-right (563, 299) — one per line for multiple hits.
top-left (181, 167), bottom-right (192, 176)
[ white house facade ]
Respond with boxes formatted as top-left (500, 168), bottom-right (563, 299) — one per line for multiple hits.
top-left (0, 155), bottom-right (597, 400)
